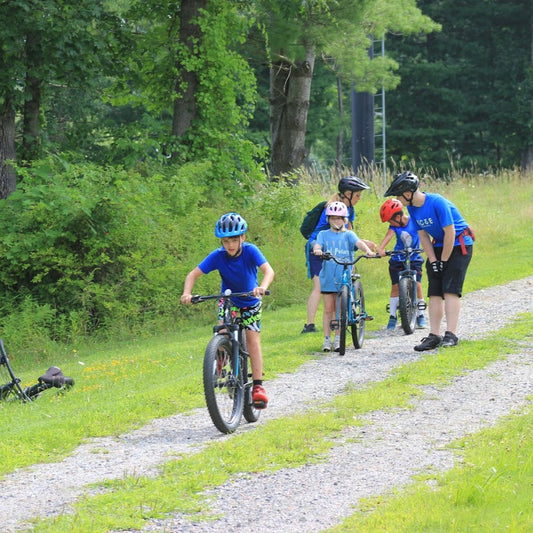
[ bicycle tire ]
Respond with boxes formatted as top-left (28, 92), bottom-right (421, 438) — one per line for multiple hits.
top-left (338, 285), bottom-right (349, 355)
top-left (350, 280), bottom-right (366, 349)
top-left (203, 334), bottom-right (244, 434)
top-left (0, 340), bottom-right (31, 402)
top-left (241, 329), bottom-right (260, 423)
top-left (399, 276), bottom-right (417, 335)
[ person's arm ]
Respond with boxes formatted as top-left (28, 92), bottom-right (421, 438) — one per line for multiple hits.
top-left (377, 229), bottom-right (395, 256)
top-left (356, 239), bottom-right (376, 256)
top-left (180, 267), bottom-right (204, 304)
top-left (418, 230), bottom-right (435, 262)
top-left (254, 262), bottom-right (275, 297)
top-left (440, 224), bottom-right (455, 262)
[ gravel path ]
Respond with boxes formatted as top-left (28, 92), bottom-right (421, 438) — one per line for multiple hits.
top-left (2, 276), bottom-right (532, 532)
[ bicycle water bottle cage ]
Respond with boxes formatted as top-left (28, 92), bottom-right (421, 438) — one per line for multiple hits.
top-left (417, 301), bottom-right (428, 310)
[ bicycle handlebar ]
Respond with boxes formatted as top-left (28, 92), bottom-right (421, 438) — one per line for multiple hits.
top-left (191, 290), bottom-right (271, 304)
top-left (321, 252), bottom-right (380, 266)
top-left (384, 248), bottom-right (424, 257)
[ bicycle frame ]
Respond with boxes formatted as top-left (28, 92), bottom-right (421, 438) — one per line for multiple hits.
top-left (322, 253), bottom-right (378, 354)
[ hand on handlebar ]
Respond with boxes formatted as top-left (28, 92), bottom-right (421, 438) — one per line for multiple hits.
top-left (181, 293), bottom-right (194, 305)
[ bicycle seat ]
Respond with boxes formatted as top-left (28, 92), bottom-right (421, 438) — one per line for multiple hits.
top-left (38, 366), bottom-right (75, 388)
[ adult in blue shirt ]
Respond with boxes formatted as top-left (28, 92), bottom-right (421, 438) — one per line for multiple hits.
top-left (181, 213), bottom-right (275, 408)
top-left (385, 172), bottom-right (474, 351)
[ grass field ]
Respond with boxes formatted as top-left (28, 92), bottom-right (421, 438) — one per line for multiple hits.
top-left (1, 171), bottom-right (532, 531)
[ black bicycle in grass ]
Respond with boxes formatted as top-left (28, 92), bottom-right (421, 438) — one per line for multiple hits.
top-left (385, 244), bottom-right (427, 335)
top-left (321, 252), bottom-right (380, 355)
top-left (0, 339), bottom-right (74, 402)
top-left (192, 289), bottom-right (269, 434)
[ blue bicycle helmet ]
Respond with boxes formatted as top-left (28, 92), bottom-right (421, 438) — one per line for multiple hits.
top-left (214, 212), bottom-right (248, 238)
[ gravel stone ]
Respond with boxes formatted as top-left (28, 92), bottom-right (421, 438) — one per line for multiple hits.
top-left (2, 276), bottom-right (532, 532)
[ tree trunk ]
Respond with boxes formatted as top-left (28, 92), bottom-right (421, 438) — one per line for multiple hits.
top-left (270, 44), bottom-right (315, 177)
top-left (522, 5), bottom-right (533, 173)
top-left (21, 32), bottom-right (42, 163)
top-left (336, 76), bottom-right (343, 171)
top-left (172, 0), bottom-right (207, 142)
top-left (0, 95), bottom-right (17, 199)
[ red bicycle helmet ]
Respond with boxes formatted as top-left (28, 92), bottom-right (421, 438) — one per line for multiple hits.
top-left (380, 198), bottom-right (403, 223)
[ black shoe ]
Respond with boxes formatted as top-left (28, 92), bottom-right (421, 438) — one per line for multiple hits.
top-left (301, 323), bottom-right (317, 334)
top-left (414, 333), bottom-right (442, 352)
top-left (442, 331), bottom-right (458, 347)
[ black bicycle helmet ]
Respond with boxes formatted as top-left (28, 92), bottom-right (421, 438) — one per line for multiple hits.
top-left (338, 176), bottom-right (370, 193)
top-left (214, 212), bottom-right (248, 238)
top-left (384, 171), bottom-right (419, 197)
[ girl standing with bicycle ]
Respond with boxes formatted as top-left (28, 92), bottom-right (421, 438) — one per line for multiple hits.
top-left (377, 198), bottom-right (427, 330)
top-left (181, 213), bottom-right (274, 408)
top-left (312, 202), bottom-right (375, 352)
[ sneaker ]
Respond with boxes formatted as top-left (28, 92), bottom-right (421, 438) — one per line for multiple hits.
top-left (386, 316), bottom-right (397, 330)
top-left (416, 315), bottom-right (428, 329)
top-left (301, 323), bottom-right (317, 334)
top-left (322, 338), bottom-right (332, 352)
top-left (252, 385), bottom-right (268, 409)
top-left (414, 333), bottom-right (442, 352)
top-left (333, 335), bottom-right (340, 352)
top-left (442, 330), bottom-right (458, 347)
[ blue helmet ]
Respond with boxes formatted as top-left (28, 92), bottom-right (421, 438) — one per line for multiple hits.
top-left (215, 212), bottom-right (248, 238)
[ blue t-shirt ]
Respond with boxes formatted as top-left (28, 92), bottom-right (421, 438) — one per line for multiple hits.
top-left (407, 193), bottom-right (473, 248)
top-left (316, 229), bottom-right (360, 292)
top-left (198, 242), bottom-right (267, 307)
top-left (308, 204), bottom-right (355, 243)
top-left (389, 217), bottom-right (423, 263)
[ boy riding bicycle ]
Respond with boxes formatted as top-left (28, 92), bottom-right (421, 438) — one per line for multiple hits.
top-left (312, 202), bottom-right (375, 352)
top-left (181, 212), bottom-right (275, 408)
top-left (377, 198), bottom-right (427, 330)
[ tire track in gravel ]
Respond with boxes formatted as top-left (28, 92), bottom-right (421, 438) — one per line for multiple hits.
top-left (2, 276), bottom-right (532, 532)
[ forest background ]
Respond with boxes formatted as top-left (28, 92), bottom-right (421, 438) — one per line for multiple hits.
top-left (0, 0), bottom-right (532, 355)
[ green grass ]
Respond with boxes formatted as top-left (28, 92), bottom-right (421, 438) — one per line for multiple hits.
top-left (1, 171), bottom-right (533, 531)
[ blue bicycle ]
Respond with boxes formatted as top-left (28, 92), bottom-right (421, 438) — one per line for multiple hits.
top-left (322, 252), bottom-right (380, 355)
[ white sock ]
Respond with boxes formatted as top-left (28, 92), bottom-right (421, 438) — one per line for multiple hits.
top-left (389, 296), bottom-right (399, 316)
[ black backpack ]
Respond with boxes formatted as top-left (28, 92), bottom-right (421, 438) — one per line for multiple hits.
top-left (299, 201), bottom-right (328, 239)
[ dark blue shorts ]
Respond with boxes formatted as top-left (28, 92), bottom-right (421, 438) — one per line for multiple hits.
top-left (306, 242), bottom-right (323, 279)
top-left (426, 245), bottom-right (473, 298)
top-left (389, 259), bottom-right (423, 285)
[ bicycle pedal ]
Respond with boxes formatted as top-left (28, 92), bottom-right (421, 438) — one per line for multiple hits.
top-left (364, 315), bottom-right (374, 321)
top-left (253, 400), bottom-right (267, 409)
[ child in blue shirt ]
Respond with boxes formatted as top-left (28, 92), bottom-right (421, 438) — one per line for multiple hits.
top-left (181, 213), bottom-right (275, 408)
top-left (377, 198), bottom-right (427, 330)
top-left (312, 201), bottom-right (375, 352)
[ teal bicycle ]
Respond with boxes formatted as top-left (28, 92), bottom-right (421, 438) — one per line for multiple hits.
top-left (322, 252), bottom-right (380, 355)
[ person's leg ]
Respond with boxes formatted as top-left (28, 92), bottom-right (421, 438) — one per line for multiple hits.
top-left (306, 275), bottom-right (322, 325)
top-left (246, 329), bottom-right (263, 381)
top-left (444, 294), bottom-right (461, 334)
top-left (322, 293), bottom-right (335, 338)
top-left (428, 296), bottom-right (444, 335)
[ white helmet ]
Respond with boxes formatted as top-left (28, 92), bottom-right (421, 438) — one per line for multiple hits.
top-left (325, 201), bottom-right (348, 217)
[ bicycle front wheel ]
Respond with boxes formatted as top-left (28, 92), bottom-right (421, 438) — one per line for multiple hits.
top-left (399, 276), bottom-right (417, 335)
top-left (203, 334), bottom-right (244, 434)
top-left (338, 285), bottom-right (349, 355)
top-left (350, 280), bottom-right (366, 349)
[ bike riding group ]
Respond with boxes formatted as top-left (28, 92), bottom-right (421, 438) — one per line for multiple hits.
top-left (180, 171), bottom-right (474, 434)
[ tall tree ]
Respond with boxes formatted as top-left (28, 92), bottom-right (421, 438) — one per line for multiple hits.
top-left (385, 0), bottom-right (533, 173)
top-left (0, 0), bottom-right (125, 196)
top-left (254, 0), bottom-right (439, 176)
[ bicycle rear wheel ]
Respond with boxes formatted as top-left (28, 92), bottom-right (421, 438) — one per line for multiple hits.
top-left (338, 285), bottom-right (349, 355)
top-left (399, 276), bottom-right (417, 335)
top-left (203, 334), bottom-right (244, 434)
top-left (350, 280), bottom-right (366, 349)
top-left (0, 340), bottom-right (30, 402)
top-left (239, 328), bottom-right (260, 423)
